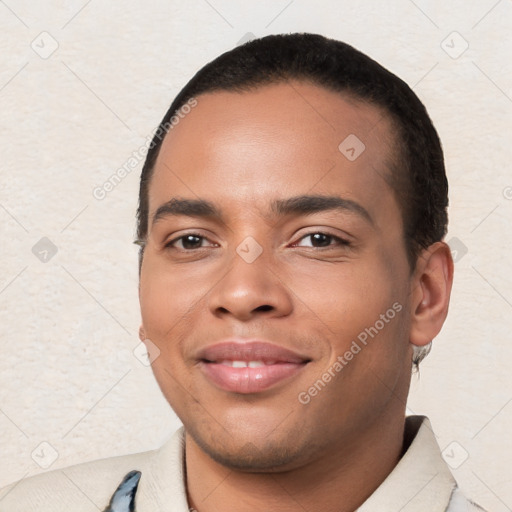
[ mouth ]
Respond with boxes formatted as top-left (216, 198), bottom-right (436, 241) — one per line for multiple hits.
top-left (196, 341), bottom-right (311, 394)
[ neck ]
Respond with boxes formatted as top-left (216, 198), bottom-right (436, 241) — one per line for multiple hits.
top-left (184, 408), bottom-right (407, 512)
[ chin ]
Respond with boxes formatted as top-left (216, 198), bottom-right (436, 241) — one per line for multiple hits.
top-left (200, 436), bottom-right (301, 472)
top-left (186, 421), bottom-right (313, 472)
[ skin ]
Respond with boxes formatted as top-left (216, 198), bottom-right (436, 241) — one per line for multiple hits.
top-left (138, 81), bottom-right (454, 512)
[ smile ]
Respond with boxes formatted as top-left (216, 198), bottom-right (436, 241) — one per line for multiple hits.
top-left (196, 340), bottom-right (311, 394)
top-left (219, 360), bottom-right (276, 367)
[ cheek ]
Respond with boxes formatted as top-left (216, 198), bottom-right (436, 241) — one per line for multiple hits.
top-left (138, 256), bottom-right (204, 346)
top-left (291, 257), bottom-right (399, 335)
top-left (138, 260), bottom-right (202, 411)
top-left (306, 256), bottom-right (409, 387)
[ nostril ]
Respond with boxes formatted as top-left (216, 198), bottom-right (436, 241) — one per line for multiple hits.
top-left (255, 305), bottom-right (273, 312)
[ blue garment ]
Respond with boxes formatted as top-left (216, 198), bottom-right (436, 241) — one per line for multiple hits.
top-left (103, 471), bottom-right (141, 512)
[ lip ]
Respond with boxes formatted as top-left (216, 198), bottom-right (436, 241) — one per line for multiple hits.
top-left (197, 340), bottom-right (310, 394)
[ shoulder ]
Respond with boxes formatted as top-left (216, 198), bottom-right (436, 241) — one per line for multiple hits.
top-left (0, 448), bottom-right (155, 512)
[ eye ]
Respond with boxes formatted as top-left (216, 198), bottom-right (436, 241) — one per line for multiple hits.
top-left (165, 233), bottom-right (217, 251)
top-left (292, 232), bottom-right (351, 249)
top-left (164, 231), bottom-right (350, 252)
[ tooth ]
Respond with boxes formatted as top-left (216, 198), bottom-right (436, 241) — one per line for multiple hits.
top-left (232, 360), bottom-right (248, 368)
top-left (248, 361), bottom-right (265, 368)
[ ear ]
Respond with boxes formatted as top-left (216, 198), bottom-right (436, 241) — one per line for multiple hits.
top-left (138, 324), bottom-right (146, 342)
top-left (409, 241), bottom-right (454, 347)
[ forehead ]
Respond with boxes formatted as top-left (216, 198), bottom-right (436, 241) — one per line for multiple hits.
top-left (148, 81), bottom-right (399, 226)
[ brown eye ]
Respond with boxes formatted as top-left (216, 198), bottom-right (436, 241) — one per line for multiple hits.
top-left (166, 233), bottom-right (215, 250)
top-left (294, 232), bottom-right (350, 249)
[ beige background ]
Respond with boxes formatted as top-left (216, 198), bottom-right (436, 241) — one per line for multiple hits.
top-left (0, 1), bottom-right (511, 510)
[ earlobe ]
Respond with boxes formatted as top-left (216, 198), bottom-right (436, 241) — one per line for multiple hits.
top-left (409, 242), bottom-right (454, 348)
top-left (139, 325), bottom-right (146, 341)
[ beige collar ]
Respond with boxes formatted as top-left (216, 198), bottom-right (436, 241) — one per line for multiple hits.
top-left (139, 415), bottom-right (456, 511)
top-left (357, 415), bottom-right (457, 511)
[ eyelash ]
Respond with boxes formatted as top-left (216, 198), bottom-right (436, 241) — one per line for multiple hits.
top-left (164, 231), bottom-right (351, 251)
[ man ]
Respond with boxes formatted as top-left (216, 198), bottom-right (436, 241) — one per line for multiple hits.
top-left (0, 33), bottom-right (486, 511)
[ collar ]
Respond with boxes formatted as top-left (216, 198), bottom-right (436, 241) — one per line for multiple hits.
top-left (131, 415), bottom-right (456, 511)
top-left (357, 415), bottom-right (457, 511)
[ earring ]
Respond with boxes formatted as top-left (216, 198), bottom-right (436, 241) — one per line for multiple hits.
top-left (411, 341), bottom-right (432, 365)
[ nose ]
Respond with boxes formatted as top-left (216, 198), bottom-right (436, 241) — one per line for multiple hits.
top-left (207, 246), bottom-right (293, 322)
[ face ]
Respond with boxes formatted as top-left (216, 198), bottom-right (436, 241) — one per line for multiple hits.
top-left (138, 81), bottom-right (415, 471)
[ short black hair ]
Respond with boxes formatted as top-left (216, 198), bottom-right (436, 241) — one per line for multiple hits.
top-left (135, 32), bottom-right (448, 274)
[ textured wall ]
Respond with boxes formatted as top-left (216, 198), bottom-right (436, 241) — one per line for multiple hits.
top-left (0, 1), bottom-right (511, 510)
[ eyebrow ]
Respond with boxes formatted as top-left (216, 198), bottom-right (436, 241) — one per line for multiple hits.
top-left (151, 194), bottom-right (374, 227)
